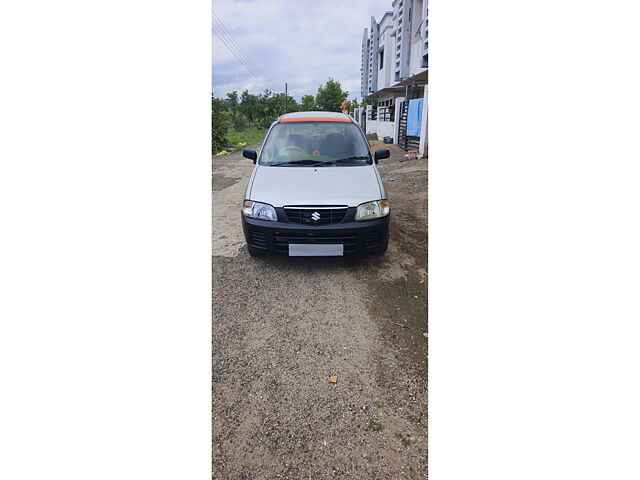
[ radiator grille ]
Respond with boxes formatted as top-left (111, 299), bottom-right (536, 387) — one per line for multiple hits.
top-left (284, 206), bottom-right (348, 225)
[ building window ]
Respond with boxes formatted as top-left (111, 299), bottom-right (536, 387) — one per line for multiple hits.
top-left (379, 49), bottom-right (384, 69)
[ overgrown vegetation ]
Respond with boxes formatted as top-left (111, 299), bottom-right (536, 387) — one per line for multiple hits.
top-left (212, 78), bottom-right (355, 155)
top-left (226, 127), bottom-right (266, 147)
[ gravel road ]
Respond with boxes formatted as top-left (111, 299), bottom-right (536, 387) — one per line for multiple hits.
top-left (212, 142), bottom-right (428, 479)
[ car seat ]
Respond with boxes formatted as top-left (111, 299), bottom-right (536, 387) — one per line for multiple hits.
top-left (287, 134), bottom-right (308, 153)
top-left (323, 133), bottom-right (355, 159)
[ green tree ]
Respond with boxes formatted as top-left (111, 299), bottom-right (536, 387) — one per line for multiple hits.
top-left (315, 78), bottom-right (349, 112)
top-left (225, 91), bottom-right (239, 111)
top-left (214, 87), bottom-right (304, 142)
top-left (280, 92), bottom-right (299, 114)
top-left (212, 97), bottom-right (231, 154)
top-left (300, 94), bottom-right (317, 111)
top-left (271, 92), bottom-right (299, 116)
top-left (255, 89), bottom-right (275, 128)
top-left (239, 89), bottom-right (257, 124)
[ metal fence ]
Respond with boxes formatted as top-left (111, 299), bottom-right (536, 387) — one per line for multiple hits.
top-left (378, 107), bottom-right (392, 122)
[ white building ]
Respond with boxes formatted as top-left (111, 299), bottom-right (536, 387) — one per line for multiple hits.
top-left (377, 12), bottom-right (395, 91)
top-left (360, 28), bottom-right (369, 98)
top-left (355, 0), bottom-right (429, 157)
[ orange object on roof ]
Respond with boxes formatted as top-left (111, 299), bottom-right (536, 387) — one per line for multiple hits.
top-left (280, 117), bottom-right (352, 123)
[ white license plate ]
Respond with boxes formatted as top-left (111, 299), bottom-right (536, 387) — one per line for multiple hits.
top-left (288, 244), bottom-right (344, 256)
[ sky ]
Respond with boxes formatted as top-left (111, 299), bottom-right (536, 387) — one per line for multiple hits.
top-left (212, 0), bottom-right (392, 102)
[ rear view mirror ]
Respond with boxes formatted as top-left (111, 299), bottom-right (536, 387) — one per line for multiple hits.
top-left (243, 149), bottom-right (257, 163)
top-left (374, 149), bottom-right (390, 163)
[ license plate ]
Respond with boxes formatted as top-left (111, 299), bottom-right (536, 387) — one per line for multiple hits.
top-left (288, 244), bottom-right (344, 256)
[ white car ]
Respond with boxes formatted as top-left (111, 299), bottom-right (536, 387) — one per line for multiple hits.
top-left (241, 111), bottom-right (390, 257)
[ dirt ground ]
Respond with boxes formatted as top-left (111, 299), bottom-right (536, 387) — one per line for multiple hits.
top-left (212, 141), bottom-right (428, 479)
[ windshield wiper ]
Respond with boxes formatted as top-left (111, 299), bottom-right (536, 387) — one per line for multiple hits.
top-left (266, 156), bottom-right (370, 167)
top-left (310, 156), bottom-right (370, 166)
top-left (265, 159), bottom-right (319, 166)
top-left (335, 156), bottom-right (370, 162)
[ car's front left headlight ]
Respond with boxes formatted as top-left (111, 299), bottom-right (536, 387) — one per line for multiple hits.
top-left (242, 200), bottom-right (277, 221)
top-left (355, 199), bottom-right (390, 221)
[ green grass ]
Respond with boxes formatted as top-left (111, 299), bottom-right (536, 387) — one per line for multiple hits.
top-left (367, 420), bottom-right (384, 432)
top-left (373, 401), bottom-right (385, 408)
top-left (226, 127), bottom-right (267, 149)
top-left (213, 127), bottom-right (268, 156)
top-left (394, 432), bottom-right (412, 446)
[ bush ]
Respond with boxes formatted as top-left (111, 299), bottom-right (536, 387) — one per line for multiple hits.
top-left (257, 117), bottom-right (274, 130)
top-left (212, 110), bottom-right (231, 154)
top-left (231, 112), bottom-right (247, 130)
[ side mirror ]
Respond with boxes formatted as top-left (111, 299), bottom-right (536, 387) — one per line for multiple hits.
top-left (243, 149), bottom-right (257, 163)
top-left (374, 149), bottom-right (390, 163)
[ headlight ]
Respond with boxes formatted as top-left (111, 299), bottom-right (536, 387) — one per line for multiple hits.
top-left (242, 200), bottom-right (277, 221)
top-left (355, 200), bottom-right (390, 221)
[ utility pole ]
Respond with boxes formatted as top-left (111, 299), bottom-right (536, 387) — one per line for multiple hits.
top-left (284, 82), bottom-right (288, 113)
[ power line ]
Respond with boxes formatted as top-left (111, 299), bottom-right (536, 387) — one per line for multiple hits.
top-left (211, 17), bottom-right (273, 92)
top-left (212, 26), bottom-right (271, 91)
top-left (212, 11), bottom-right (275, 92)
top-left (212, 31), bottom-right (273, 92)
top-left (212, 12), bottom-right (266, 80)
top-left (212, 27), bottom-right (271, 91)
top-left (212, 18), bottom-right (262, 79)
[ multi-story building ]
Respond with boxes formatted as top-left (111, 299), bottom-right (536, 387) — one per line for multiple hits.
top-left (377, 12), bottom-right (395, 91)
top-left (354, 0), bottom-right (429, 156)
top-left (360, 28), bottom-right (369, 98)
top-left (368, 18), bottom-right (379, 94)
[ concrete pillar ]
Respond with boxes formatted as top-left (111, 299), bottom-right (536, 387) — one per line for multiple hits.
top-left (365, 105), bottom-right (374, 134)
top-left (418, 86), bottom-right (428, 157)
top-left (394, 96), bottom-right (405, 145)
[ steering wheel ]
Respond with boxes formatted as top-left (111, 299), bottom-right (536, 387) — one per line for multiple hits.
top-left (278, 145), bottom-right (305, 156)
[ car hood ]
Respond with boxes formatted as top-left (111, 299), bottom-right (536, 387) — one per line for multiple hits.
top-left (247, 165), bottom-right (384, 207)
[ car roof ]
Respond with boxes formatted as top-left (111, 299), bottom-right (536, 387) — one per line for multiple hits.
top-left (277, 111), bottom-right (354, 123)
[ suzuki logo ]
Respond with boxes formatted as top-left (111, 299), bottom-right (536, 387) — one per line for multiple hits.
top-left (311, 211), bottom-right (321, 222)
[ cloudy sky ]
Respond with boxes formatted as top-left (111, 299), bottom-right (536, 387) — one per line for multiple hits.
top-left (212, 0), bottom-right (392, 101)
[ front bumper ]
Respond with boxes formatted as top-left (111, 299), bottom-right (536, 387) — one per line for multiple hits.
top-left (242, 207), bottom-right (389, 255)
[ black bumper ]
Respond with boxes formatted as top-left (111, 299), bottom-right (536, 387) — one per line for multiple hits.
top-left (242, 210), bottom-right (389, 255)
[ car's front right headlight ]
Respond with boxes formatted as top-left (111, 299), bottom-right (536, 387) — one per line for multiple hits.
top-left (355, 200), bottom-right (390, 221)
top-left (242, 200), bottom-right (277, 221)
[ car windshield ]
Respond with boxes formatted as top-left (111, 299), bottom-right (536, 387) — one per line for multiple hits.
top-left (259, 121), bottom-right (371, 166)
